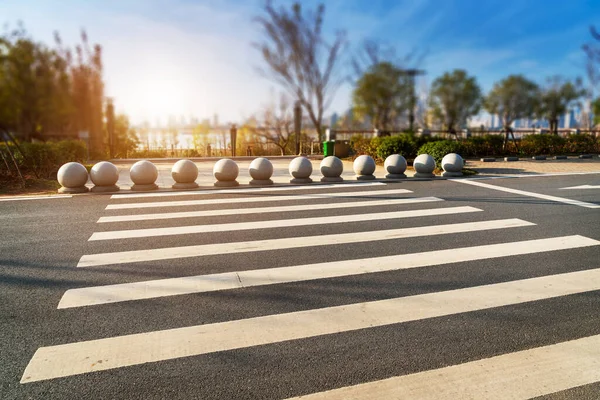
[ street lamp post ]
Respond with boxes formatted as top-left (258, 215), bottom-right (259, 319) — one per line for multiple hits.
top-left (399, 69), bottom-right (425, 132)
top-left (294, 101), bottom-right (302, 155)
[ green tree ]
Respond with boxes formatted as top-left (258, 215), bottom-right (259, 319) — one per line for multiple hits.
top-left (537, 76), bottom-right (585, 134)
top-left (484, 75), bottom-right (539, 148)
top-left (255, 1), bottom-right (346, 142)
top-left (429, 69), bottom-right (482, 134)
top-left (352, 62), bottom-right (411, 131)
top-left (111, 114), bottom-right (139, 157)
top-left (0, 25), bottom-right (105, 156)
top-left (592, 97), bottom-right (600, 126)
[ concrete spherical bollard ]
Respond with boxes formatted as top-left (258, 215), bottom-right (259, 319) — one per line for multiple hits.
top-left (384, 154), bottom-right (407, 179)
top-left (171, 159), bottom-right (199, 189)
top-left (441, 153), bottom-right (464, 177)
top-left (353, 155), bottom-right (376, 180)
top-left (213, 159), bottom-right (239, 187)
top-left (320, 156), bottom-right (343, 183)
top-left (57, 162), bottom-right (89, 193)
top-left (129, 160), bottom-right (159, 191)
top-left (90, 161), bottom-right (119, 192)
top-left (289, 156), bottom-right (313, 184)
top-left (413, 154), bottom-right (436, 178)
top-left (249, 157), bottom-right (274, 186)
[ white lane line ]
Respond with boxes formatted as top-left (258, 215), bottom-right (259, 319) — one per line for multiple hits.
top-left (23, 261), bottom-right (600, 383)
top-left (560, 184), bottom-right (600, 190)
top-left (105, 189), bottom-right (413, 210)
top-left (110, 182), bottom-right (387, 199)
top-left (286, 335), bottom-right (600, 400)
top-left (466, 171), bottom-right (600, 180)
top-left (89, 206), bottom-right (481, 241)
top-left (98, 197), bottom-right (443, 223)
top-left (0, 194), bottom-right (72, 202)
top-left (70, 232), bottom-right (600, 310)
top-left (454, 179), bottom-right (600, 209)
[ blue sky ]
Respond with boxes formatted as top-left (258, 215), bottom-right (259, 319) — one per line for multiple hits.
top-left (1, 0), bottom-right (599, 125)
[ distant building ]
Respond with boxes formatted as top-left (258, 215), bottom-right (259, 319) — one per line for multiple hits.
top-left (330, 112), bottom-right (339, 128)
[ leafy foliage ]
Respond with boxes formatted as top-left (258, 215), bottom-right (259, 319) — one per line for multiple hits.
top-left (417, 140), bottom-right (464, 167)
top-left (484, 75), bottom-right (539, 128)
top-left (1, 140), bottom-right (87, 178)
top-left (0, 25), bottom-right (106, 156)
top-left (537, 76), bottom-right (585, 133)
top-left (352, 62), bottom-right (411, 130)
top-left (519, 134), bottom-right (566, 156)
top-left (429, 69), bottom-right (482, 132)
top-left (375, 135), bottom-right (418, 160)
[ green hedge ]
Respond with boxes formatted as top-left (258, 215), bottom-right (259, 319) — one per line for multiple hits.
top-left (417, 140), bottom-right (464, 167)
top-left (350, 133), bottom-right (443, 161)
top-left (1, 140), bottom-right (87, 179)
top-left (349, 132), bottom-right (599, 163)
top-left (563, 134), bottom-right (598, 154)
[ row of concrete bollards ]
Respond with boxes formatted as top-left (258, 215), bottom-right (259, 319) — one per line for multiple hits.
top-left (56, 153), bottom-right (464, 193)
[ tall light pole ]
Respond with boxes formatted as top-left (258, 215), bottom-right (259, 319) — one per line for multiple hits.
top-left (294, 101), bottom-right (302, 155)
top-left (106, 98), bottom-right (115, 159)
top-left (400, 69), bottom-right (425, 132)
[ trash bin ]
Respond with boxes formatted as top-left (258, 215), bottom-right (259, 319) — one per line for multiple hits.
top-left (323, 141), bottom-right (335, 157)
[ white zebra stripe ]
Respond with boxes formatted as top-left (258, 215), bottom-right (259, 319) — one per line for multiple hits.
top-left (22, 258), bottom-right (600, 383)
top-left (98, 197), bottom-right (443, 223)
top-left (110, 181), bottom-right (387, 199)
top-left (105, 189), bottom-right (413, 210)
top-left (89, 206), bottom-right (482, 241)
top-left (285, 334), bottom-right (600, 399)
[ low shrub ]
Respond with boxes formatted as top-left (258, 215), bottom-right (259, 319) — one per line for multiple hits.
top-left (1, 140), bottom-right (87, 179)
top-left (376, 135), bottom-right (418, 160)
top-left (349, 135), bottom-right (383, 159)
top-left (564, 134), bottom-right (598, 154)
top-left (463, 135), bottom-right (505, 157)
top-left (417, 140), bottom-right (465, 167)
top-left (519, 134), bottom-right (565, 156)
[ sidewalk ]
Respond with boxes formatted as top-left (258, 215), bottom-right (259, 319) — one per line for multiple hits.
top-left (107, 156), bottom-right (600, 190)
top-left (110, 159), bottom-right (403, 189)
top-left (465, 157), bottom-right (600, 176)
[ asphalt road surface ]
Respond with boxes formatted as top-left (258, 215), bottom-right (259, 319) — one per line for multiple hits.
top-left (1, 174), bottom-right (600, 399)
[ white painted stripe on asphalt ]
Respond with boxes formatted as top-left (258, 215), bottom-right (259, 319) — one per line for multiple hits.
top-left (23, 260), bottom-right (600, 383)
top-left (286, 334), bottom-right (600, 400)
top-left (110, 182), bottom-right (387, 199)
top-left (105, 189), bottom-right (413, 210)
top-left (560, 184), bottom-right (600, 190)
top-left (81, 216), bottom-right (526, 267)
top-left (466, 171), bottom-right (600, 180)
top-left (98, 197), bottom-right (443, 223)
top-left (455, 179), bottom-right (600, 209)
top-left (89, 206), bottom-right (481, 241)
top-left (0, 194), bottom-right (72, 202)
top-left (70, 232), bottom-right (600, 310)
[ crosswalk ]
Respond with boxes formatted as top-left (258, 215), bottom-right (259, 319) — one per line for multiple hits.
top-left (20, 182), bottom-right (600, 398)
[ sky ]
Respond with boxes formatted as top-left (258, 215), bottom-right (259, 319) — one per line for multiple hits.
top-left (1, 0), bottom-right (600, 126)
